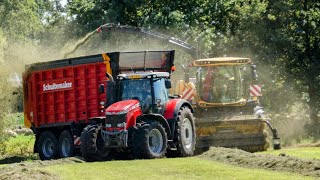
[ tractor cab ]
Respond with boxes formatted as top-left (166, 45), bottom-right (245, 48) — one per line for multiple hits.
top-left (117, 71), bottom-right (171, 113)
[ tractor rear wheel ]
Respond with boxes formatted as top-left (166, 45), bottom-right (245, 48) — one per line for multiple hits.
top-left (133, 121), bottom-right (167, 159)
top-left (58, 130), bottom-right (74, 158)
top-left (38, 131), bottom-right (59, 160)
top-left (80, 125), bottom-right (110, 162)
top-left (168, 106), bottom-right (196, 157)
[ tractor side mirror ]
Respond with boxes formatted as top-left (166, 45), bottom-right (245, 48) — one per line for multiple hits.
top-left (99, 84), bottom-right (105, 94)
top-left (165, 80), bottom-right (172, 89)
top-left (251, 64), bottom-right (258, 81)
top-left (106, 81), bottom-right (116, 107)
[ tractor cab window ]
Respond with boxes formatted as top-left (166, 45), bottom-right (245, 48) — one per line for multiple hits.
top-left (120, 79), bottom-right (152, 106)
top-left (199, 66), bottom-right (242, 103)
top-left (153, 78), bottom-right (168, 105)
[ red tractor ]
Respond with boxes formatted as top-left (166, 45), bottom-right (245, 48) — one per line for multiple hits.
top-left (80, 51), bottom-right (196, 161)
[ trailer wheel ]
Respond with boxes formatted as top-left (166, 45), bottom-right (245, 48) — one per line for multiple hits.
top-left (133, 121), bottom-right (167, 159)
top-left (58, 130), bottom-right (74, 158)
top-left (168, 106), bottom-right (196, 157)
top-left (80, 125), bottom-right (110, 162)
top-left (38, 131), bottom-right (59, 160)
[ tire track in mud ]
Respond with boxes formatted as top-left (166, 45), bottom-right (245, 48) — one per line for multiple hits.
top-left (198, 147), bottom-right (320, 177)
top-left (0, 157), bottom-right (84, 180)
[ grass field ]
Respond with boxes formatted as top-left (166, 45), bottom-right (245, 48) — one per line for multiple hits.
top-left (1, 135), bottom-right (319, 179)
top-left (42, 157), bottom-right (311, 180)
top-left (259, 147), bottom-right (320, 160)
top-left (2, 126), bottom-right (320, 179)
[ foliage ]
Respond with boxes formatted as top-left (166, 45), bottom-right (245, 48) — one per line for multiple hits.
top-left (0, 30), bottom-right (6, 63)
top-left (0, 0), bottom-right (43, 41)
top-left (3, 135), bottom-right (34, 156)
top-left (259, 0), bottom-right (320, 136)
top-left (0, 74), bottom-right (17, 151)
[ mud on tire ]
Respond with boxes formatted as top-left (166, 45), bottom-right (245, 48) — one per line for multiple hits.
top-left (38, 131), bottom-right (59, 160)
top-left (133, 121), bottom-right (168, 159)
top-left (80, 125), bottom-right (110, 162)
top-left (168, 106), bottom-right (196, 157)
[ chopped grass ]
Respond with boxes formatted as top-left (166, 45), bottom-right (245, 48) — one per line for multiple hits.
top-left (43, 157), bottom-right (311, 180)
top-left (259, 146), bottom-right (320, 160)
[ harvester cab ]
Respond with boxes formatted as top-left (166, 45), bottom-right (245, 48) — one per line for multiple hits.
top-left (184, 57), bottom-right (256, 105)
top-left (81, 50), bottom-right (196, 161)
top-left (176, 57), bottom-right (281, 152)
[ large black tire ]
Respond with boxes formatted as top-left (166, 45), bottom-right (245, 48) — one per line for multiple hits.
top-left (58, 130), bottom-right (74, 158)
top-left (38, 131), bottom-right (59, 160)
top-left (168, 106), bottom-right (196, 157)
top-left (80, 125), bottom-right (110, 162)
top-left (133, 121), bottom-right (168, 159)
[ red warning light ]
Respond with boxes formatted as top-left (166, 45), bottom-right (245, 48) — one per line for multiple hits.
top-left (171, 66), bottom-right (176, 72)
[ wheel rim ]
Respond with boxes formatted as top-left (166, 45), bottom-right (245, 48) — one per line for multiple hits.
top-left (61, 138), bottom-right (71, 157)
top-left (182, 118), bottom-right (193, 149)
top-left (42, 138), bottom-right (54, 158)
top-left (148, 128), bottom-right (163, 154)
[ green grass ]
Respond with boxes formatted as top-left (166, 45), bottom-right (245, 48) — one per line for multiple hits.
top-left (3, 135), bottom-right (35, 156)
top-left (0, 135), bottom-right (37, 166)
top-left (43, 157), bottom-right (311, 180)
top-left (259, 146), bottom-right (320, 160)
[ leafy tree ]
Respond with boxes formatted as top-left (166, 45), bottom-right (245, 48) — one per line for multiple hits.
top-left (264, 0), bottom-right (320, 135)
top-left (0, 30), bottom-right (6, 63)
top-left (0, 0), bottom-right (43, 41)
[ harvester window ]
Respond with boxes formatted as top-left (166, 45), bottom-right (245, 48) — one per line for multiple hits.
top-left (200, 66), bottom-right (240, 103)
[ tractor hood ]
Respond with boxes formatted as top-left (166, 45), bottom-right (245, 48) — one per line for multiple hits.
top-left (105, 99), bottom-right (140, 115)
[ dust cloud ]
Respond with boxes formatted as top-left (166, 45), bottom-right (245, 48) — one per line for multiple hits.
top-left (255, 62), bottom-right (310, 146)
top-left (0, 25), bottom-right (192, 136)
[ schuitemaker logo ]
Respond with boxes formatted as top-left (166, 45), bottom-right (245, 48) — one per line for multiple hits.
top-left (43, 81), bottom-right (73, 91)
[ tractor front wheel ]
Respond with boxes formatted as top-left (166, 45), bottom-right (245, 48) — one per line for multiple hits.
top-left (80, 125), bottom-right (110, 162)
top-left (133, 121), bottom-right (167, 159)
top-left (168, 106), bottom-right (196, 157)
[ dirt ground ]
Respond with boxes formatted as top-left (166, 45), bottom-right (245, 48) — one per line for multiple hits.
top-left (198, 147), bottom-right (320, 177)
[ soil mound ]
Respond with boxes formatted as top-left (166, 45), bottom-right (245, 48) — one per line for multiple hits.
top-left (0, 156), bottom-right (84, 180)
top-left (198, 147), bottom-right (320, 177)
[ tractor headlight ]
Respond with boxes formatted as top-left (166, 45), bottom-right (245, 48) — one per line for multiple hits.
top-left (117, 122), bottom-right (126, 128)
top-left (105, 123), bottom-right (112, 128)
